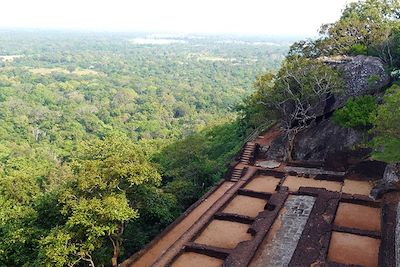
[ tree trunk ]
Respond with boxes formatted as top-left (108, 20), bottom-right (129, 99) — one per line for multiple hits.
top-left (285, 129), bottom-right (298, 162)
top-left (82, 254), bottom-right (95, 267)
top-left (110, 236), bottom-right (120, 267)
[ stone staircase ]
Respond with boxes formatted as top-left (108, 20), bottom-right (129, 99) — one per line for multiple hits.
top-left (239, 142), bottom-right (256, 164)
top-left (230, 168), bottom-right (243, 182)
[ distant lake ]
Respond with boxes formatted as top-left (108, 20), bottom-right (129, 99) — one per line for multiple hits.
top-left (130, 38), bottom-right (187, 45)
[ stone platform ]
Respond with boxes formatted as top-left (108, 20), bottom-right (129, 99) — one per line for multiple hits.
top-left (122, 134), bottom-right (398, 267)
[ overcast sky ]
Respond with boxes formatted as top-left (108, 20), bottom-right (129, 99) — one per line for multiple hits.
top-left (0, 0), bottom-right (355, 36)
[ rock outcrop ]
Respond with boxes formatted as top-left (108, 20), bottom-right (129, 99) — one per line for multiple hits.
top-left (318, 55), bottom-right (390, 115)
top-left (264, 119), bottom-right (366, 166)
top-left (293, 119), bottom-right (364, 162)
top-left (370, 163), bottom-right (400, 199)
top-left (263, 55), bottom-right (391, 164)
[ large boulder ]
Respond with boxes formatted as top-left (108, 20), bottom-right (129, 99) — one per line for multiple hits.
top-left (264, 119), bottom-right (365, 164)
top-left (314, 55), bottom-right (391, 117)
top-left (370, 163), bottom-right (400, 199)
top-left (293, 119), bottom-right (364, 162)
top-left (263, 134), bottom-right (287, 161)
top-left (264, 55), bottom-right (390, 164)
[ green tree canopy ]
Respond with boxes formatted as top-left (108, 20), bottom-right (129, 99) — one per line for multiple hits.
top-left (371, 84), bottom-right (400, 163)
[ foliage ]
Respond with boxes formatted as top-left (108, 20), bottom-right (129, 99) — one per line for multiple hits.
top-left (237, 72), bottom-right (279, 132)
top-left (154, 121), bottom-right (245, 206)
top-left (122, 185), bottom-right (178, 253)
top-left (248, 0), bottom-right (400, 164)
top-left (371, 84), bottom-right (400, 163)
top-left (349, 44), bottom-right (369, 55)
top-left (0, 32), bottom-right (276, 266)
top-left (289, 0), bottom-right (400, 69)
top-left (333, 95), bottom-right (377, 128)
top-left (241, 57), bottom-right (343, 126)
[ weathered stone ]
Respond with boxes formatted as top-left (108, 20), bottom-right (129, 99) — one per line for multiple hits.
top-left (255, 160), bottom-right (281, 169)
top-left (293, 119), bottom-right (363, 162)
top-left (283, 166), bottom-right (345, 176)
top-left (265, 119), bottom-right (364, 163)
top-left (250, 195), bottom-right (316, 267)
top-left (264, 56), bottom-right (390, 164)
top-left (371, 163), bottom-right (400, 199)
top-left (318, 55), bottom-right (391, 116)
top-left (345, 160), bottom-right (387, 181)
top-left (263, 134), bottom-right (287, 161)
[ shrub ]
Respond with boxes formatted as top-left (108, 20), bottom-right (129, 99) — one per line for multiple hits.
top-left (371, 85), bottom-right (400, 163)
top-left (333, 95), bottom-right (377, 128)
top-left (349, 44), bottom-right (368, 56)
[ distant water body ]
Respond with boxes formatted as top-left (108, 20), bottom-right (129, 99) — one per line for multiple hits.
top-left (130, 38), bottom-right (187, 45)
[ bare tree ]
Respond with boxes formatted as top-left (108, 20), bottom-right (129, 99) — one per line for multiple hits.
top-left (257, 57), bottom-right (343, 160)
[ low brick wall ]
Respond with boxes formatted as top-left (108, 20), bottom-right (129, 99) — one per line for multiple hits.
top-left (397, 203), bottom-right (400, 267)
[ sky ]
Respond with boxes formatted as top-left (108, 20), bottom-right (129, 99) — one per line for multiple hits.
top-left (0, 0), bottom-right (355, 36)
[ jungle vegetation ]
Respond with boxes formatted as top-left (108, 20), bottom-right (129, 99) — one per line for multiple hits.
top-left (0, 32), bottom-right (289, 266)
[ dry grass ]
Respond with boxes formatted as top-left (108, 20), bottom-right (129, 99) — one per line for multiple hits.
top-left (29, 67), bottom-right (99, 76)
top-left (0, 55), bottom-right (24, 62)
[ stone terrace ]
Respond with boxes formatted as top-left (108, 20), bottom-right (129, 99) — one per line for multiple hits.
top-left (122, 129), bottom-right (399, 267)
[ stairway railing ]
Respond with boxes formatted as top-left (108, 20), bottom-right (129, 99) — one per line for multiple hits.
top-left (244, 121), bottom-right (276, 143)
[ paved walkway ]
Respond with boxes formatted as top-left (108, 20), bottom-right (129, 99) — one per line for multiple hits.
top-left (250, 195), bottom-right (316, 267)
top-left (125, 182), bottom-right (235, 267)
top-left (151, 167), bottom-right (258, 267)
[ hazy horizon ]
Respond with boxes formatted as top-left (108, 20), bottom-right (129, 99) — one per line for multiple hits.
top-left (0, 0), bottom-right (356, 37)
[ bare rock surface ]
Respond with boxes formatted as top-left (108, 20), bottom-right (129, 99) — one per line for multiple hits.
top-left (265, 119), bottom-right (364, 163)
top-left (318, 55), bottom-right (391, 116)
top-left (255, 160), bottom-right (281, 169)
top-left (293, 119), bottom-right (363, 162)
top-left (371, 163), bottom-right (400, 199)
top-left (264, 56), bottom-right (390, 164)
top-left (250, 195), bottom-right (316, 267)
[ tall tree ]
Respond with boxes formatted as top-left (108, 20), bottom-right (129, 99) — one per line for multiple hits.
top-left (40, 133), bottom-right (161, 267)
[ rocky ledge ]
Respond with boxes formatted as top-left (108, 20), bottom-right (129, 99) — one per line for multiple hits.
top-left (264, 55), bottom-right (391, 165)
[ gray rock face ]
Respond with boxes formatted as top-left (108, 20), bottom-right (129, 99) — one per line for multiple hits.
top-left (255, 160), bottom-right (281, 169)
top-left (293, 119), bottom-right (363, 161)
top-left (264, 55), bottom-right (390, 164)
top-left (264, 119), bottom-right (363, 163)
top-left (370, 163), bottom-right (400, 199)
top-left (250, 195), bottom-right (316, 267)
top-left (264, 134), bottom-right (287, 161)
top-left (316, 55), bottom-right (391, 117)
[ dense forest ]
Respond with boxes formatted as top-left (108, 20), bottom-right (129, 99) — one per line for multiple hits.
top-left (0, 32), bottom-right (290, 266)
top-left (3, 0), bottom-right (400, 265)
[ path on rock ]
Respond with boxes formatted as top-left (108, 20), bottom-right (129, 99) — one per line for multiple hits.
top-left (250, 195), bottom-right (316, 267)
